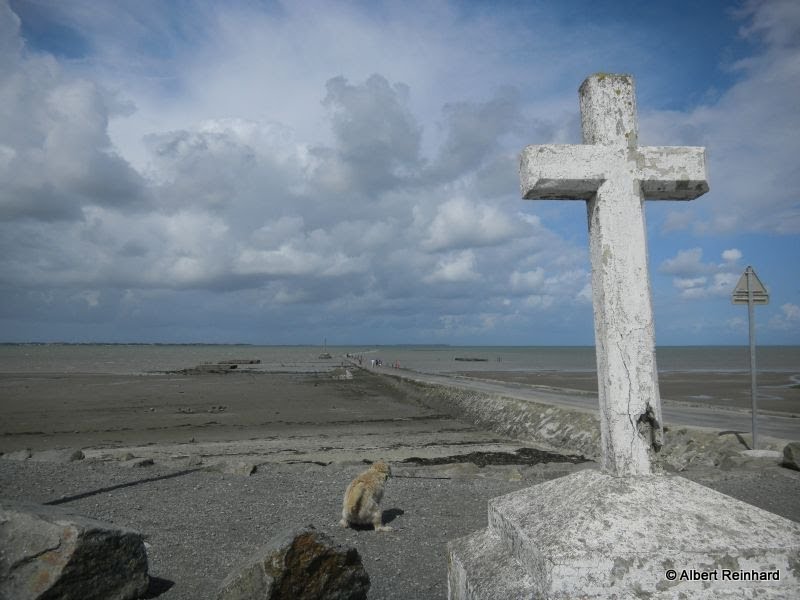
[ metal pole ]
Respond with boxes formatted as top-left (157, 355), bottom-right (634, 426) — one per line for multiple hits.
top-left (747, 267), bottom-right (758, 450)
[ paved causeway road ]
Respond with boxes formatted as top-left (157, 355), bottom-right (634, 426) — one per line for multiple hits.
top-left (384, 369), bottom-right (800, 443)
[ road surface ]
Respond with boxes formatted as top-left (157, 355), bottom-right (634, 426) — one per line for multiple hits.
top-left (381, 368), bottom-right (800, 443)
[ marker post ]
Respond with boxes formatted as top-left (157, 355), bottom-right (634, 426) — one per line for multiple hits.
top-left (731, 266), bottom-right (769, 450)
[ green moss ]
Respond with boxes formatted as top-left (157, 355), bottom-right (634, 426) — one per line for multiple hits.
top-left (593, 72), bottom-right (633, 82)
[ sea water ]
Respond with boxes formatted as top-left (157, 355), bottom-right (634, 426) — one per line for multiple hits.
top-left (0, 344), bottom-right (798, 375)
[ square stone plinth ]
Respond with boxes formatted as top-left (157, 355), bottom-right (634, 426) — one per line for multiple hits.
top-left (448, 470), bottom-right (800, 599)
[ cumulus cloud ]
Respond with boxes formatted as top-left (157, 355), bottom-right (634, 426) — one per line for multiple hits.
top-left (2, 0), bottom-right (795, 344)
top-left (510, 268), bottom-right (546, 294)
top-left (659, 248), bottom-right (712, 277)
top-left (673, 276), bottom-right (708, 290)
top-left (421, 196), bottom-right (523, 252)
top-left (0, 46), bottom-right (586, 336)
top-left (0, 3), bottom-right (145, 221)
top-left (321, 75), bottom-right (422, 194)
top-left (721, 248), bottom-right (742, 263)
top-left (424, 250), bottom-right (479, 284)
top-left (769, 302), bottom-right (800, 331)
top-left (782, 303), bottom-right (800, 320)
top-left (425, 88), bottom-right (525, 183)
top-left (659, 248), bottom-right (743, 299)
top-left (523, 295), bottom-right (555, 310)
top-left (643, 0), bottom-right (800, 235)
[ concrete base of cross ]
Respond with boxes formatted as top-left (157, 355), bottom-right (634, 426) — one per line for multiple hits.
top-left (447, 469), bottom-right (800, 599)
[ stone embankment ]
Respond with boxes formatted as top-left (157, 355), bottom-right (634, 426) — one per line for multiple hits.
top-left (379, 372), bottom-right (790, 472)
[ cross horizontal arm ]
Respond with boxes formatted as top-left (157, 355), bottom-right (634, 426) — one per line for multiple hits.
top-left (519, 145), bottom-right (607, 200)
top-left (636, 146), bottom-right (709, 200)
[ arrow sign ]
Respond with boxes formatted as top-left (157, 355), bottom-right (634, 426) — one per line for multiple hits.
top-left (732, 266), bottom-right (769, 305)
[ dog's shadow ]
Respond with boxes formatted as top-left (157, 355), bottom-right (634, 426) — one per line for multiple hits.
top-left (347, 508), bottom-right (405, 531)
top-left (383, 507), bottom-right (404, 524)
top-left (142, 577), bottom-right (175, 598)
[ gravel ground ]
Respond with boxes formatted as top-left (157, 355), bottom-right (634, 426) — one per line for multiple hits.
top-left (2, 456), bottom-right (798, 600)
top-left (0, 458), bottom-right (584, 599)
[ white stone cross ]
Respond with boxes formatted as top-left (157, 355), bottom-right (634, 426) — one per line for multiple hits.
top-left (519, 74), bottom-right (708, 476)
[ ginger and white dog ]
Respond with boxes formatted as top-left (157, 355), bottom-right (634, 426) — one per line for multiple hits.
top-left (339, 461), bottom-right (392, 531)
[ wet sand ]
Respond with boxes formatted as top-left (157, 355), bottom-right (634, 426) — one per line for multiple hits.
top-left (456, 370), bottom-right (800, 415)
top-left (0, 370), bottom-right (481, 454)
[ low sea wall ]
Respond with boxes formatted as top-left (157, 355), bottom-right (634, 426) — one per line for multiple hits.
top-left (377, 371), bottom-right (785, 472)
top-left (385, 373), bottom-right (601, 460)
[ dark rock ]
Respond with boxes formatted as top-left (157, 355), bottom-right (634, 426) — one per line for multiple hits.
top-left (782, 442), bottom-right (800, 471)
top-left (217, 526), bottom-right (369, 600)
top-left (228, 461), bottom-right (257, 476)
top-left (121, 457), bottom-right (154, 468)
top-left (207, 461), bottom-right (257, 476)
top-left (186, 454), bottom-right (203, 467)
top-left (0, 500), bottom-right (149, 600)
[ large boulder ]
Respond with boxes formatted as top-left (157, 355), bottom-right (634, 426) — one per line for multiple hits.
top-left (0, 500), bottom-right (149, 600)
top-left (217, 526), bottom-right (369, 600)
top-left (783, 441), bottom-right (800, 471)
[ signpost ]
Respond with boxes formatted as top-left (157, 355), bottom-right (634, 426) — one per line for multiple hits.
top-left (732, 266), bottom-right (769, 449)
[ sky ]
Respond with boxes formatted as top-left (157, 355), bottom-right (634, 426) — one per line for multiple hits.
top-left (0, 0), bottom-right (798, 346)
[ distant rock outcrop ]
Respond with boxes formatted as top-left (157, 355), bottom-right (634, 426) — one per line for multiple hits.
top-left (2, 448), bottom-right (84, 463)
top-left (0, 449), bottom-right (32, 461)
top-left (29, 448), bottom-right (85, 463)
top-left (120, 456), bottom-right (155, 468)
top-left (0, 500), bottom-right (149, 600)
top-left (217, 525), bottom-right (369, 600)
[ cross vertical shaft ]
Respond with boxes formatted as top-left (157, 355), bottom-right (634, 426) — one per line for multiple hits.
top-left (518, 74), bottom-right (708, 476)
top-left (583, 76), bottom-right (661, 476)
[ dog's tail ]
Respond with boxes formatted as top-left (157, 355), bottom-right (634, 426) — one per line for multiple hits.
top-left (348, 481), bottom-right (366, 515)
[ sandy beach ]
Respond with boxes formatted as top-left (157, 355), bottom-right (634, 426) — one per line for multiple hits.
top-left (2, 368), bottom-right (799, 599)
top-left (0, 370), bottom-right (460, 453)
